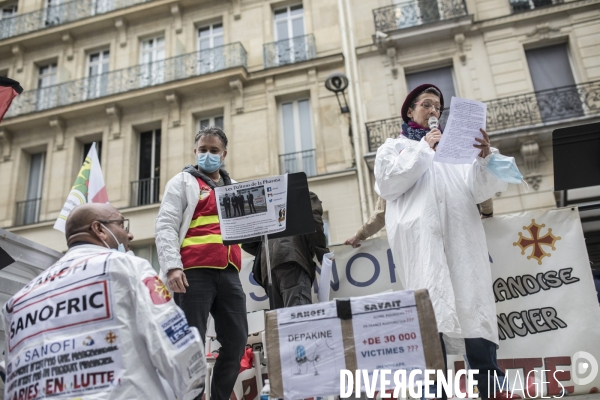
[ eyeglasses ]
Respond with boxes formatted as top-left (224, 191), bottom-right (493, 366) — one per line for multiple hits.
top-left (96, 219), bottom-right (130, 232)
top-left (414, 100), bottom-right (442, 113)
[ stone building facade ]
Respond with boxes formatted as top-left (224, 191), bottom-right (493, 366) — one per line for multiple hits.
top-left (0, 0), bottom-right (599, 268)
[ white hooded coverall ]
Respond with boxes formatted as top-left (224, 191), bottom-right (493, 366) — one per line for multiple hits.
top-left (2, 245), bottom-right (206, 400)
top-left (375, 137), bottom-right (509, 349)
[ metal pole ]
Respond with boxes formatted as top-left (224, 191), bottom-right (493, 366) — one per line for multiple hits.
top-left (263, 234), bottom-right (275, 310)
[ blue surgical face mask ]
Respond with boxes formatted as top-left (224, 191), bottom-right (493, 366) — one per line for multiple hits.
top-left (101, 223), bottom-right (126, 253)
top-left (485, 153), bottom-right (523, 185)
top-left (197, 152), bottom-right (222, 173)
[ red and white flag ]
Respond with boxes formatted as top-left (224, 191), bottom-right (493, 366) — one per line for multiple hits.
top-left (54, 143), bottom-right (108, 233)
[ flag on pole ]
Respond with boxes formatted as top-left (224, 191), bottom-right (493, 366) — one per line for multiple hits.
top-left (0, 76), bottom-right (23, 122)
top-left (54, 143), bottom-right (108, 233)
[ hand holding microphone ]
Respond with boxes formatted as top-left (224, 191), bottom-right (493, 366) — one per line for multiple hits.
top-left (425, 116), bottom-right (441, 150)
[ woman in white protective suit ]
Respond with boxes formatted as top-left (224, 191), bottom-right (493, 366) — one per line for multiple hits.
top-left (374, 84), bottom-right (515, 400)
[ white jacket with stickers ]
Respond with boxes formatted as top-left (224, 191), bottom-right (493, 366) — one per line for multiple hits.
top-left (2, 244), bottom-right (206, 400)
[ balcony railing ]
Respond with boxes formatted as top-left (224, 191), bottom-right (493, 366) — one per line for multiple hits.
top-left (0, 0), bottom-right (154, 41)
top-left (131, 177), bottom-right (159, 207)
top-left (279, 149), bottom-right (317, 177)
top-left (509, 0), bottom-right (562, 13)
top-left (365, 81), bottom-right (600, 152)
top-left (264, 34), bottom-right (316, 69)
top-left (373, 0), bottom-right (468, 33)
top-left (486, 81), bottom-right (600, 131)
top-left (15, 198), bottom-right (42, 226)
top-left (5, 42), bottom-right (247, 118)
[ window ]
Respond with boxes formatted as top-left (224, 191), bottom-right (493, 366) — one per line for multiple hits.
top-left (140, 36), bottom-right (165, 87)
top-left (391, 0), bottom-right (442, 28)
top-left (406, 66), bottom-right (456, 127)
top-left (273, 5), bottom-right (306, 65)
top-left (45, 0), bottom-right (63, 26)
top-left (37, 63), bottom-right (58, 111)
top-left (18, 152), bottom-right (45, 225)
top-left (279, 99), bottom-right (316, 177)
top-left (510, 0), bottom-right (560, 13)
top-left (1, 4), bottom-right (17, 19)
top-left (131, 244), bottom-right (160, 272)
top-left (83, 141), bottom-right (102, 164)
top-left (526, 44), bottom-right (581, 121)
top-left (92, 0), bottom-right (114, 15)
top-left (86, 50), bottom-right (109, 99)
top-left (1, 4), bottom-right (18, 36)
top-left (197, 23), bottom-right (224, 73)
top-left (134, 129), bottom-right (161, 206)
top-left (197, 115), bottom-right (224, 132)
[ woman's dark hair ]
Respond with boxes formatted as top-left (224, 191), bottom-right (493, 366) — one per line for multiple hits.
top-left (194, 126), bottom-right (228, 149)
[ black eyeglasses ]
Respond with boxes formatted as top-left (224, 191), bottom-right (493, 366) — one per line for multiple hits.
top-left (96, 219), bottom-right (130, 232)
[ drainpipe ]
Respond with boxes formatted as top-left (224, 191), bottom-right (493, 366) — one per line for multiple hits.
top-left (336, 0), bottom-right (371, 223)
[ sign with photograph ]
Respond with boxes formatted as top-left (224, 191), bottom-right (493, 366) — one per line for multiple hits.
top-left (213, 174), bottom-right (288, 241)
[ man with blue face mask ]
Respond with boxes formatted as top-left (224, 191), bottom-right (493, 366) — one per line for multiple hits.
top-left (155, 126), bottom-right (247, 400)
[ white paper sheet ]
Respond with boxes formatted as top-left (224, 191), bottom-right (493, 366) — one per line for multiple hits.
top-left (350, 291), bottom-right (426, 391)
top-left (276, 302), bottom-right (346, 398)
top-left (434, 96), bottom-right (487, 164)
top-left (317, 253), bottom-right (334, 303)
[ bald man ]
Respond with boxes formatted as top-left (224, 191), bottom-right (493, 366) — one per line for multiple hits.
top-left (2, 204), bottom-right (206, 400)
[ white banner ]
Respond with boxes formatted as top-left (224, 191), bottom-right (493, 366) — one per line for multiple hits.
top-left (239, 208), bottom-right (600, 397)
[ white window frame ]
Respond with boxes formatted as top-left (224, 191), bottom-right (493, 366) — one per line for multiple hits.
top-left (273, 5), bottom-right (306, 66)
top-left (279, 98), bottom-right (316, 176)
top-left (273, 4), bottom-right (304, 41)
top-left (139, 35), bottom-right (165, 87)
top-left (197, 23), bottom-right (224, 73)
top-left (23, 152), bottom-right (46, 225)
top-left (37, 63), bottom-right (57, 110)
top-left (92, 0), bottom-right (114, 15)
top-left (85, 49), bottom-right (110, 99)
top-left (196, 115), bottom-right (224, 132)
top-left (1, 4), bottom-right (18, 19)
top-left (45, 0), bottom-right (63, 26)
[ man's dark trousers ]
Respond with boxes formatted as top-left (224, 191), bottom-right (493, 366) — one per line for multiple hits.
top-left (175, 266), bottom-right (248, 400)
top-left (268, 262), bottom-right (313, 309)
top-left (248, 200), bottom-right (256, 213)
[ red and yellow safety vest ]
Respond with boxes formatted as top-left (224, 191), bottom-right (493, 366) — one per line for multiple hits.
top-left (180, 177), bottom-right (241, 271)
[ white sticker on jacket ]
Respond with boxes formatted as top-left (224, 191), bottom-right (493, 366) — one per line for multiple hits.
top-left (4, 328), bottom-right (124, 399)
top-left (159, 310), bottom-right (196, 350)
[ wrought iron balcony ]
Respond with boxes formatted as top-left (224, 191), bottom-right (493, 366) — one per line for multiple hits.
top-left (0, 0), bottom-right (154, 41)
top-left (131, 177), bottom-right (160, 206)
top-left (279, 149), bottom-right (317, 177)
top-left (264, 34), bottom-right (316, 69)
top-left (509, 0), bottom-right (563, 13)
top-left (15, 198), bottom-right (42, 226)
top-left (486, 81), bottom-right (600, 131)
top-left (373, 0), bottom-right (468, 33)
top-left (5, 42), bottom-right (247, 118)
top-left (365, 81), bottom-right (600, 152)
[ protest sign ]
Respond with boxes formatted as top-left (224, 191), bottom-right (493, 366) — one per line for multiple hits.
top-left (265, 290), bottom-right (443, 399)
top-left (214, 174), bottom-right (288, 241)
top-left (239, 208), bottom-right (600, 398)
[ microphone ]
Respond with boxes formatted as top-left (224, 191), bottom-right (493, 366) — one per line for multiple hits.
top-left (429, 117), bottom-right (439, 149)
